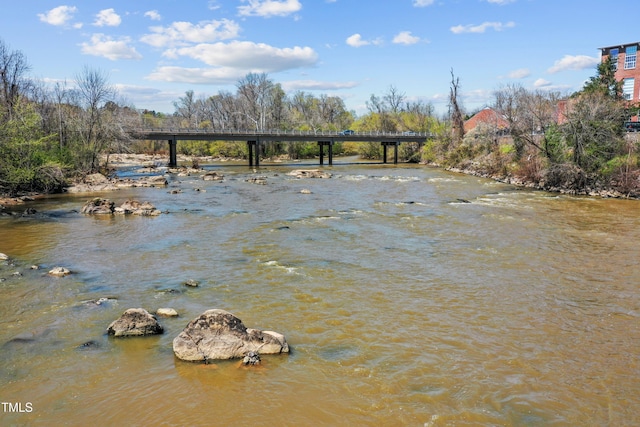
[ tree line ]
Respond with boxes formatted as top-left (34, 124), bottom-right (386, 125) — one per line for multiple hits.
top-left (1, 37), bottom-right (638, 197)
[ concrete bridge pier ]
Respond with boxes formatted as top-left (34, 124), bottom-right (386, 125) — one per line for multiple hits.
top-left (168, 137), bottom-right (177, 167)
top-left (247, 140), bottom-right (260, 167)
top-left (318, 140), bottom-right (333, 166)
top-left (382, 141), bottom-right (399, 164)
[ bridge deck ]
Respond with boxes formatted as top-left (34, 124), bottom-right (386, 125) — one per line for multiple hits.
top-left (129, 129), bottom-right (430, 167)
top-left (131, 129), bottom-right (429, 143)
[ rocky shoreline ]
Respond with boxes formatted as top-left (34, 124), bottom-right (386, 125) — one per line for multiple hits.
top-left (421, 160), bottom-right (640, 200)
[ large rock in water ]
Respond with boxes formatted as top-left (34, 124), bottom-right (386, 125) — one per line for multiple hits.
top-left (173, 309), bottom-right (289, 362)
top-left (81, 198), bottom-right (115, 214)
top-left (107, 308), bottom-right (164, 337)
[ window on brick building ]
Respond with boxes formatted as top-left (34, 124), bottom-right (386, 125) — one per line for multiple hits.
top-left (611, 48), bottom-right (619, 70)
top-left (623, 78), bottom-right (635, 100)
top-left (625, 45), bottom-right (637, 69)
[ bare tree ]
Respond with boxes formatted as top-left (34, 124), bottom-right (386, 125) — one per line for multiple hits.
top-left (448, 69), bottom-right (465, 143)
top-left (73, 66), bottom-right (117, 172)
top-left (493, 84), bottom-right (567, 160)
top-left (0, 38), bottom-right (31, 122)
top-left (236, 72), bottom-right (273, 130)
top-left (383, 85), bottom-right (405, 114)
top-left (173, 90), bottom-right (198, 127)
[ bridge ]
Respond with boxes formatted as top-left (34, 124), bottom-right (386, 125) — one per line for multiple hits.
top-left (130, 129), bottom-right (430, 167)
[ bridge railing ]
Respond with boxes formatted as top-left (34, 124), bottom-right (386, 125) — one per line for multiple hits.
top-left (131, 128), bottom-right (431, 138)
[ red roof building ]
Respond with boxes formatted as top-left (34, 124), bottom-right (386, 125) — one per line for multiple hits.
top-left (463, 107), bottom-right (509, 133)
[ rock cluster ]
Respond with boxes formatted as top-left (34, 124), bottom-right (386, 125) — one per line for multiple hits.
top-left (81, 198), bottom-right (161, 216)
top-left (287, 169), bottom-right (332, 179)
top-left (104, 307), bottom-right (288, 364)
top-left (66, 173), bottom-right (168, 193)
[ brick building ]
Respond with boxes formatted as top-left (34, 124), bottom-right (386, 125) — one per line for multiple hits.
top-left (463, 107), bottom-right (509, 133)
top-left (600, 42), bottom-right (640, 101)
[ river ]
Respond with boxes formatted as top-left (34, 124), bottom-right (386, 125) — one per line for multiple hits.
top-left (1, 160), bottom-right (639, 426)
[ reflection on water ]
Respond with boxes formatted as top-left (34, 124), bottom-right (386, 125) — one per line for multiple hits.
top-left (1, 162), bottom-right (640, 426)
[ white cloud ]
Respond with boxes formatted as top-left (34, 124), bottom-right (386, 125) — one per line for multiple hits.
top-left (141, 19), bottom-right (240, 48)
top-left (534, 78), bottom-right (552, 88)
top-left (413, 0), bottom-right (435, 6)
top-left (80, 34), bottom-right (142, 60)
top-left (346, 34), bottom-right (368, 47)
top-left (393, 31), bottom-right (420, 45)
top-left (547, 55), bottom-right (599, 73)
top-left (144, 10), bottom-right (162, 21)
top-left (238, 0), bottom-right (302, 17)
top-left (450, 21), bottom-right (515, 34)
top-left (506, 68), bottom-right (530, 79)
top-left (165, 41), bottom-right (318, 72)
top-left (487, 0), bottom-right (515, 4)
top-left (38, 5), bottom-right (78, 27)
top-left (346, 34), bottom-right (382, 48)
top-left (94, 8), bottom-right (121, 27)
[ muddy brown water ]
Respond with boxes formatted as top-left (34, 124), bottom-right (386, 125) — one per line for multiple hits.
top-left (1, 161), bottom-right (639, 426)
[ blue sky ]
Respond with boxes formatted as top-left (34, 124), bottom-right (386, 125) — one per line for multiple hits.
top-left (1, 1), bottom-right (634, 116)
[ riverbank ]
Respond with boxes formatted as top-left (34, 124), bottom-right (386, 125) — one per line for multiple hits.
top-left (443, 163), bottom-right (638, 199)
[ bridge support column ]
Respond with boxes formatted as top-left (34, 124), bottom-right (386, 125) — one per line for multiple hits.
top-left (381, 141), bottom-right (399, 164)
top-left (394, 141), bottom-right (399, 164)
top-left (168, 137), bottom-right (177, 167)
top-left (247, 140), bottom-right (260, 167)
top-left (318, 141), bottom-right (333, 166)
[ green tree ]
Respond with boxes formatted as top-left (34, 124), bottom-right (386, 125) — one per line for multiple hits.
top-left (0, 100), bottom-right (65, 195)
top-left (562, 92), bottom-right (626, 174)
top-left (582, 56), bottom-right (622, 100)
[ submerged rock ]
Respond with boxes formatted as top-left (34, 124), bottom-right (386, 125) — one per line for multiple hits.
top-left (245, 176), bottom-right (267, 185)
top-left (288, 169), bottom-right (332, 179)
top-left (172, 309), bottom-right (289, 362)
top-left (107, 308), bottom-right (164, 337)
top-left (157, 308), bottom-right (179, 317)
top-left (115, 200), bottom-right (161, 216)
top-left (48, 266), bottom-right (72, 277)
top-left (242, 351), bottom-right (261, 366)
top-left (203, 171), bottom-right (224, 181)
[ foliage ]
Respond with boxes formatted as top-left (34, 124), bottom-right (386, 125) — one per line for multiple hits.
top-left (581, 56), bottom-right (623, 100)
top-left (0, 100), bottom-right (67, 194)
top-left (560, 92), bottom-right (626, 174)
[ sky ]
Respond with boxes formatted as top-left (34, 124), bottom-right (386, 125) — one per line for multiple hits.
top-left (1, 1), bottom-right (636, 117)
